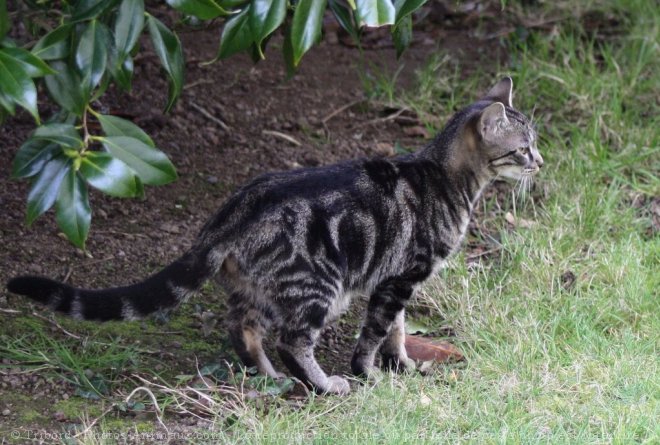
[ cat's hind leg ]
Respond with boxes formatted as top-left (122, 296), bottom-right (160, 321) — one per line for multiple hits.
top-left (227, 294), bottom-right (283, 378)
top-left (351, 276), bottom-right (419, 377)
top-left (273, 291), bottom-right (350, 394)
top-left (379, 309), bottom-right (415, 372)
top-left (277, 327), bottom-right (350, 395)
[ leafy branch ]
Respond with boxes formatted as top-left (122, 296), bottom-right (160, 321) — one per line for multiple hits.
top-left (1, 0), bottom-right (428, 248)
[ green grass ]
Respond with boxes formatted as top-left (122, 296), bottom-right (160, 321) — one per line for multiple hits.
top-left (2, 0), bottom-right (659, 443)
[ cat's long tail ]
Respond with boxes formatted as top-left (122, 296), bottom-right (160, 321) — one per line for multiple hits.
top-left (6, 246), bottom-right (222, 321)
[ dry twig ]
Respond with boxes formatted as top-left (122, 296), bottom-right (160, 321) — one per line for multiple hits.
top-left (190, 101), bottom-right (231, 132)
top-left (262, 130), bottom-right (302, 146)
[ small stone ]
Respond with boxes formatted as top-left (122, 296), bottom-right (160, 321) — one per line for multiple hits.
top-left (374, 142), bottom-right (394, 156)
top-left (206, 175), bottom-right (219, 184)
top-left (2, 408), bottom-right (10, 416)
top-left (159, 223), bottom-right (180, 234)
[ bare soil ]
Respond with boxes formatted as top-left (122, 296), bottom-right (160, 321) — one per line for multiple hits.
top-left (0, 3), bottom-right (512, 438)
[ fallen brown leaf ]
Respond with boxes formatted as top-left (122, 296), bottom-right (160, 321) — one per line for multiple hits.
top-left (505, 211), bottom-right (537, 229)
top-left (403, 125), bottom-right (430, 138)
top-left (405, 335), bottom-right (464, 363)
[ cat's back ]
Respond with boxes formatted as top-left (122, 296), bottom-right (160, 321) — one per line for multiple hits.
top-left (198, 159), bottom-right (367, 240)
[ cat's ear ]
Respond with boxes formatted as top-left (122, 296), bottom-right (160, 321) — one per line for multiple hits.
top-left (478, 102), bottom-right (508, 141)
top-left (484, 77), bottom-right (513, 107)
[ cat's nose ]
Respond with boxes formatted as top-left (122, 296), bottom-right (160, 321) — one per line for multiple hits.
top-left (535, 154), bottom-right (544, 168)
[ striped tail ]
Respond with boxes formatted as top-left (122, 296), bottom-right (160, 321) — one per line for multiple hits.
top-left (6, 247), bottom-right (220, 321)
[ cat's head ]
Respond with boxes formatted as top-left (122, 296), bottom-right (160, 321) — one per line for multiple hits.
top-left (475, 77), bottom-right (543, 180)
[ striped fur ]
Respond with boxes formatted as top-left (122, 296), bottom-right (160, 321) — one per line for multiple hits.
top-left (7, 78), bottom-right (543, 394)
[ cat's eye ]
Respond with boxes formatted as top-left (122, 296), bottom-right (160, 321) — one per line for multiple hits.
top-left (518, 146), bottom-right (529, 155)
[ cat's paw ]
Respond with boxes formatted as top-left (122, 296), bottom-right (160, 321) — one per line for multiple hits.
top-left (324, 375), bottom-right (351, 395)
top-left (361, 365), bottom-right (383, 381)
top-left (381, 353), bottom-right (416, 373)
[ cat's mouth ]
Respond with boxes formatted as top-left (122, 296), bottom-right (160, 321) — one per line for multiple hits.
top-left (494, 164), bottom-right (540, 180)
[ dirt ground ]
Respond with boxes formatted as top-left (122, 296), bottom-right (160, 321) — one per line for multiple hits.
top-left (0, 3), bottom-right (512, 437)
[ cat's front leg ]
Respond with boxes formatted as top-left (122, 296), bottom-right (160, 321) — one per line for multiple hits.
top-left (380, 309), bottom-right (416, 372)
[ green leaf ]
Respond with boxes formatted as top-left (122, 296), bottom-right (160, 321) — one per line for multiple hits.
top-left (32, 25), bottom-right (72, 61)
top-left (356, 0), bottom-right (395, 27)
top-left (0, 0), bottom-right (10, 41)
top-left (219, 0), bottom-right (249, 7)
top-left (328, 0), bottom-right (359, 42)
top-left (26, 155), bottom-right (70, 225)
top-left (12, 139), bottom-right (60, 178)
top-left (166, 0), bottom-right (233, 19)
top-left (0, 90), bottom-right (14, 114)
top-left (97, 114), bottom-right (155, 147)
top-left (392, 12), bottom-right (411, 58)
top-left (394, 0), bottom-right (425, 25)
top-left (73, 0), bottom-right (117, 21)
top-left (109, 50), bottom-right (134, 91)
top-left (250, 0), bottom-right (287, 58)
top-left (147, 15), bottom-right (184, 113)
top-left (0, 47), bottom-right (56, 77)
top-left (44, 60), bottom-right (88, 116)
top-left (33, 123), bottom-right (83, 149)
top-left (329, 0), bottom-right (359, 42)
top-left (101, 136), bottom-right (177, 185)
top-left (0, 51), bottom-right (39, 121)
top-left (290, 0), bottom-right (327, 67)
top-left (115, 0), bottom-right (145, 55)
top-left (216, 6), bottom-right (252, 59)
top-left (79, 151), bottom-right (141, 197)
top-left (56, 168), bottom-right (91, 248)
top-left (76, 20), bottom-right (111, 90)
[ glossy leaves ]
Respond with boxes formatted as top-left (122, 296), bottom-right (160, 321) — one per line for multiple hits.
top-left (115, 0), bottom-right (145, 56)
top-left (32, 25), bottom-right (72, 61)
top-left (0, 50), bottom-right (39, 121)
top-left (290, 0), bottom-right (327, 67)
top-left (392, 13), bottom-right (412, 58)
top-left (12, 140), bottom-right (59, 179)
top-left (44, 61), bottom-right (88, 116)
top-left (56, 168), bottom-right (91, 248)
top-left (394, 0), bottom-right (426, 25)
top-left (147, 15), bottom-right (184, 112)
top-left (250, 0), bottom-right (287, 58)
top-left (97, 114), bottom-right (155, 147)
top-left (329, 0), bottom-right (359, 43)
top-left (76, 20), bottom-right (111, 91)
top-left (26, 155), bottom-right (71, 225)
top-left (32, 123), bottom-right (83, 149)
top-left (217, 7), bottom-right (253, 59)
top-left (356, 0), bottom-right (395, 27)
top-left (101, 136), bottom-right (177, 185)
top-left (1, 47), bottom-right (55, 78)
top-left (79, 152), bottom-right (142, 198)
top-left (167, 0), bottom-right (233, 19)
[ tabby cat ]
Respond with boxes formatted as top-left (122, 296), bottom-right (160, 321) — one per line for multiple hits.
top-left (7, 78), bottom-right (543, 395)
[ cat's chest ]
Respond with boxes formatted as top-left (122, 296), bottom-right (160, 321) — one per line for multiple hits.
top-left (437, 207), bottom-right (471, 248)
